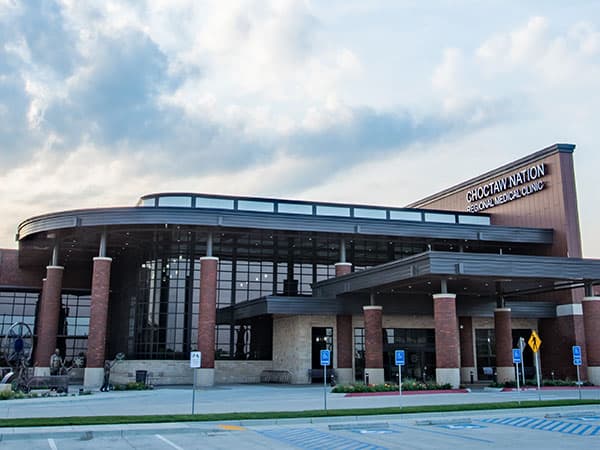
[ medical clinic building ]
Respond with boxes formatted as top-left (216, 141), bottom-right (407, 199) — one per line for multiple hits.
top-left (1, 143), bottom-right (600, 388)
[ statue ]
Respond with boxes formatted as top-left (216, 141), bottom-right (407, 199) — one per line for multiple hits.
top-left (49, 348), bottom-right (63, 375)
top-left (100, 352), bottom-right (125, 392)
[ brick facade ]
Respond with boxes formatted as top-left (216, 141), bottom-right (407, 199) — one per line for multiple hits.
top-left (336, 315), bottom-right (352, 368)
top-left (583, 297), bottom-right (600, 366)
top-left (494, 308), bottom-right (513, 367)
top-left (86, 257), bottom-right (112, 368)
top-left (433, 294), bottom-right (459, 369)
top-left (363, 306), bottom-right (383, 369)
top-left (34, 266), bottom-right (63, 367)
top-left (197, 256), bottom-right (218, 369)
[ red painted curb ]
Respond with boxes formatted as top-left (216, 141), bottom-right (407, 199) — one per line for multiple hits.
top-left (343, 389), bottom-right (469, 397)
top-left (500, 386), bottom-right (598, 392)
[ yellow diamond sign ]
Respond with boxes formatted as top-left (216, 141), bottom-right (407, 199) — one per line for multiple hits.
top-left (528, 330), bottom-right (542, 353)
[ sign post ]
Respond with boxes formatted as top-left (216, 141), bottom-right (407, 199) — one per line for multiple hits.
top-left (395, 350), bottom-right (405, 407)
top-left (512, 348), bottom-right (522, 402)
top-left (320, 349), bottom-right (330, 411)
top-left (519, 337), bottom-right (526, 386)
top-left (190, 351), bottom-right (201, 414)
top-left (573, 345), bottom-right (582, 400)
top-left (528, 330), bottom-right (542, 400)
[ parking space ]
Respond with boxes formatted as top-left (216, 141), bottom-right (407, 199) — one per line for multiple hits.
top-left (1, 407), bottom-right (600, 449)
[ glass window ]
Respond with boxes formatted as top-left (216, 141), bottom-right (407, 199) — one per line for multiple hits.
top-left (238, 200), bottom-right (275, 212)
top-left (458, 215), bottom-right (490, 225)
top-left (424, 212), bottom-right (456, 223)
top-left (195, 197), bottom-right (235, 210)
top-left (389, 210), bottom-right (422, 221)
top-left (354, 208), bottom-right (387, 219)
top-left (316, 205), bottom-right (350, 217)
top-left (140, 198), bottom-right (156, 207)
top-left (277, 202), bottom-right (313, 215)
top-left (157, 196), bottom-right (192, 207)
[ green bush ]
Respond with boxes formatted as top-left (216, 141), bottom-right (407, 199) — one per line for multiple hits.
top-left (331, 379), bottom-right (454, 394)
top-left (490, 378), bottom-right (594, 388)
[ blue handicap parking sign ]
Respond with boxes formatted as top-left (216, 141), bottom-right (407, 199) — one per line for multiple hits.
top-left (320, 349), bottom-right (330, 366)
top-left (512, 348), bottom-right (522, 364)
top-left (573, 345), bottom-right (582, 366)
top-left (395, 350), bottom-right (405, 366)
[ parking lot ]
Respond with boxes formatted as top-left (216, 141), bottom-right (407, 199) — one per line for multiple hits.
top-left (1, 384), bottom-right (599, 448)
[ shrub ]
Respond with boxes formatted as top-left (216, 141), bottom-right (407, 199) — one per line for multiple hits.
top-left (331, 379), bottom-right (454, 393)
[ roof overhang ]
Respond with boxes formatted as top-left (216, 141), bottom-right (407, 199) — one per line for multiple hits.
top-left (313, 251), bottom-right (600, 298)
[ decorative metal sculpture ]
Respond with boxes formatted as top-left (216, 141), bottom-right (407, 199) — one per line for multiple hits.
top-left (1, 322), bottom-right (34, 390)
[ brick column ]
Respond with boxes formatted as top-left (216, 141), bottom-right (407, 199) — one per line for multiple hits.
top-left (494, 308), bottom-right (514, 382)
top-left (459, 316), bottom-right (476, 383)
top-left (336, 315), bottom-right (353, 383)
top-left (197, 256), bottom-right (218, 386)
top-left (334, 261), bottom-right (353, 383)
top-left (334, 262), bottom-right (352, 277)
top-left (84, 257), bottom-right (112, 388)
top-left (539, 303), bottom-right (586, 379)
top-left (433, 293), bottom-right (460, 388)
top-left (583, 297), bottom-right (600, 385)
top-left (34, 266), bottom-right (64, 375)
top-left (363, 305), bottom-right (384, 384)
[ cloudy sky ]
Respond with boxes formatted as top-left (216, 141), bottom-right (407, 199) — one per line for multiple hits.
top-left (1, 0), bottom-right (600, 255)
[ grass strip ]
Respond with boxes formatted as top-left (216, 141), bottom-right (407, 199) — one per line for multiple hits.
top-left (1, 399), bottom-right (599, 428)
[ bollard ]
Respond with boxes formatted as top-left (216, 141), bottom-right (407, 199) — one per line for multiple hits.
top-left (365, 372), bottom-right (370, 385)
top-left (470, 371), bottom-right (474, 384)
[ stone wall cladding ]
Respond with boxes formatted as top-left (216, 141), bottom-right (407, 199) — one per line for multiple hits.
top-left (494, 309), bottom-right (513, 367)
top-left (87, 257), bottom-right (112, 368)
top-left (433, 294), bottom-right (459, 369)
top-left (198, 257), bottom-right (218, 369)
top-left (109, 360), bottom-right (274, 385)
top-left (363, 306), bottom-right (383, 369)
top-left (215, 360), bottom-right (274, 383)
top-left (34, 266), bottom-right (63, 367)
top-left (272, 315), bottom-right (335, 384)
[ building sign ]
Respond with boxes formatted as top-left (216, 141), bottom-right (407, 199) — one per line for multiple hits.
top-left (466, 163), bottom-right (546, 212)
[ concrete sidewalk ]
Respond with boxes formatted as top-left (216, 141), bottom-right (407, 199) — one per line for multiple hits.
top-left (1, 383), bottom-right (599, 420)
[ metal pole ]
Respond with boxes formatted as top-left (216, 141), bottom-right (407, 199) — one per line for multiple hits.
top-left (535, 352), bottom-right (541, 401)
top-left (515, 363), bottom-right (521, 405)
top-left (192, 369), bottom-right (196, 414)
top-left (519, 337), bottom-right (526, 386)
top-left (324, 365), bottom-right (327, 411)
top-left (398, 364), bottom-right (402, 408)
top-left (576, 365), bottom-right (582, 400)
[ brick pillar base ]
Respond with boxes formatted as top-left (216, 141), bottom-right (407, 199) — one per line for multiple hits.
top-left (34, 266), bottom-right (64, 370)
top-left (495, 308), bottom-right (514, 383)
top-left (197, 256), bottom-right (218, 386)
top-left (433, 293), bottom-right (460, 388)
top-left (459, 317), bottom-right (476, 383)
top-left (84, 257), bottom-right (112, 388)
top-left (583, 297), bottom-right (600, 385)
top-left (363, 305), bottom-right (384, 385)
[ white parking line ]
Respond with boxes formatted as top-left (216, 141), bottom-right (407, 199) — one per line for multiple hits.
top-left (47, 438), bottom-right (58, 450)
top-left (155, 434), bottom-right (184, 450)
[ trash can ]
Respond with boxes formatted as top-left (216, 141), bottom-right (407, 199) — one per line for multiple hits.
top-left (135, 370), bottom-right (147, 385)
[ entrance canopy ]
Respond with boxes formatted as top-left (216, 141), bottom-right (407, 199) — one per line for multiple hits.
top-left (313, 251), bottom-right (600, 299)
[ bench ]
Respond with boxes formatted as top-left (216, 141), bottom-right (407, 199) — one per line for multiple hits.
top-left (260, 370), bottom-right (292, 384)
top-left (307, 368), bottom-right (337, 383)
top-left (26, 375), bottom-right (69, 393)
